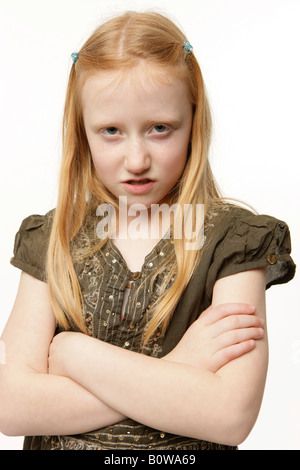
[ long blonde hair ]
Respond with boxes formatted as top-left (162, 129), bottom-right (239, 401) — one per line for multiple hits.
top-left (47, 11), bottom-right (222, 342)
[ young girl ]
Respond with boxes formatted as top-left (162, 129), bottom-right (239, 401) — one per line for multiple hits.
top-left (0, 11), bottom-right (295, 450)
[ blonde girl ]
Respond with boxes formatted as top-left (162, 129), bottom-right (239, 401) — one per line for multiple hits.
top-left (0, 11), bottom-right (295, 450)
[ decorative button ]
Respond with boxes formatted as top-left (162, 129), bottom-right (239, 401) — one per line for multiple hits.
top-left (109, 295), bottom-right (114, 300)
top-left (267, 254), bottom-right (277, 265)
top-left (159, 251), bottom-right (164, 256)
top-left (112, 258), bottom-right (117, 263)
top-left (136, 301), bottom-right (141, 307)
top-left (148, 262), bottom-right (153, 267)
top-left (124, 341), bottom-right (130, 347)
top-left (160, 433), bottom-right (165, 438)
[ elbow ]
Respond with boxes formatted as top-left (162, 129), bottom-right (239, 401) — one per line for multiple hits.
top-left (220, 421), bottom-right (254, 447)
top-left (0, 399), bottom-right (15, 436)
top-left (0, 370), bottom-right (23, 436)
top-left (0, 395), bottom-right (18, 437)
top-left (215, 408), bottom-right (260, 447)
top-left (191, 402), bottom-right (260, 447)
top-left (0, 378), bottom-right (10, 435)
top-left (0, 399), bottom-right (24, 437)
top-left (0, 420), bottom-right (19, 437)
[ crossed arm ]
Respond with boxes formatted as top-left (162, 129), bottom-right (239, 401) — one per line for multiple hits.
top-left (0, 268), bottom-right (268, 445)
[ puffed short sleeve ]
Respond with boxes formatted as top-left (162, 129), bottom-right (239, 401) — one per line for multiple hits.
top-left (10, 210), bottom-right (54, 282)
top-left (208, 210), bottom-right (296, 290)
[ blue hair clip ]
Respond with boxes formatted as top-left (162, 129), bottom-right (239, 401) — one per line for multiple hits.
top-left (71, 52), bottom-right (79, 64)
top-left (183, 41), bottom-right (193, 54)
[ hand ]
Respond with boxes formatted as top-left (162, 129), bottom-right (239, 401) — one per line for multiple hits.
top-left (163, 303), bottom-right (264, 373)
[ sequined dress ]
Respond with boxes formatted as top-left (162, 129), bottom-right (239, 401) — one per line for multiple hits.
top-left (10, 204), bottom-right (296, 450)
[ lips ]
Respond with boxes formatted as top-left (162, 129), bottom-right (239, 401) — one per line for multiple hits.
top-left (122, 178), bottom-right (155, 194)
top-left (124, 178), bottom-right (154, 185)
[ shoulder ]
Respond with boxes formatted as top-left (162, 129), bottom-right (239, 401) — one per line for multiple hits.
top-left (206, 202), bottom-right (285, 235)
top-left (16, 209), bottom-right (55, 233)
top-left (203, 202), bottom-right (296, 290)
top-left (10, 209), bottom-right (55, 282)
top-left (206, 201), bottom-right (292, 250)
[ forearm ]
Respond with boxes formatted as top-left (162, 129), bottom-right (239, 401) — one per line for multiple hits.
top-left (0, 362), bottom-right (125, 436)
top-left (60, 334), bottom-right (247, 445)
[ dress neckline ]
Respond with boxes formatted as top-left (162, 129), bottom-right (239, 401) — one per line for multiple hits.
top-left (106, 228), bottom-right (173, 277)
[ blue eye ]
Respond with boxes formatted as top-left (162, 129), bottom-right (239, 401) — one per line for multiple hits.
top-left (153, 125), bottom-right (168, 133)
top-left (105, 127), bottom-right (119, 135)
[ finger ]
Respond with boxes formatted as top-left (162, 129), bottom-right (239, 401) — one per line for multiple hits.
top-left (217, 327), bottom-right (264, 350)
top-left (210, 314), bottom-right (264, 337)
top-left (199, 303), bottom-right (256, 326)
top-left (211, 340), bottom-right (256, 372)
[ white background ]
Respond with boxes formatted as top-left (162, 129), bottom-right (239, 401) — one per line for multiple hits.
top-left (0, 0), bottom-right (299, 450)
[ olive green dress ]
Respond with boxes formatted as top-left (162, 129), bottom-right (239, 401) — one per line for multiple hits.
top-left (10, 203), bottom-right (296, 450)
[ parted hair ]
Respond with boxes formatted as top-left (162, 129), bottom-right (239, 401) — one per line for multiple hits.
top-left (46, 11), bottom-right (222, 344)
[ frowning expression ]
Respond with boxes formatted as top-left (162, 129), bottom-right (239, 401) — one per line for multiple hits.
top-left (82, 61), bottom-right (193, 209)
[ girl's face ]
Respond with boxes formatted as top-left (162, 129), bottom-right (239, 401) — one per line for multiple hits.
top-left (82, 61), bottom-right (193, 210)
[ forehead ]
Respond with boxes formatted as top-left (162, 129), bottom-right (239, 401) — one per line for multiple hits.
top-left (81, 62), bottom-right (191, 119)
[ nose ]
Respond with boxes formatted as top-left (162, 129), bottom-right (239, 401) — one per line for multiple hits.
top-left (123, 137), bottom-right (151, 174)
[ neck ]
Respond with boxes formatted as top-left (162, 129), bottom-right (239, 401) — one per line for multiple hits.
top-left (115, 205), bottom-right (171, 241)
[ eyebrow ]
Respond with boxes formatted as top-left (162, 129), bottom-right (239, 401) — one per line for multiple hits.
top-left (89, 117), bottom-right (184, 131)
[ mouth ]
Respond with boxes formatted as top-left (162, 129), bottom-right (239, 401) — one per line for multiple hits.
top-left (125, 178), bottom-right (154, 184)
top-left (122, 178), bottom-right (155, 194)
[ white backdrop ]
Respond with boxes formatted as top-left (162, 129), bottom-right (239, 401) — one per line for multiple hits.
top-left (0, 0), bottom-right (299, 450)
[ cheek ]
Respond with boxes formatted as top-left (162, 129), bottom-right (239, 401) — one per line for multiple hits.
top-left (90, 155), bottom-right (105, 178)
top-left (159, 142), bottom-right (188, 177)
top-left (89, 144), bottom-right (118, 177)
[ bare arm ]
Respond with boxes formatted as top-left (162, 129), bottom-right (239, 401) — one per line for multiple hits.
top-left (0, 272), bottom-right (125, 436)
top-left (48, 268), bottom-right (268, 446)
top-left (212, 268), bottom-right (268, 431)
